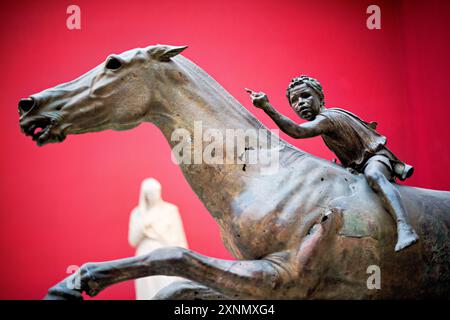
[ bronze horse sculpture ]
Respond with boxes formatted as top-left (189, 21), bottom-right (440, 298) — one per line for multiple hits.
top-left (18, 45), bottom-right (450, 299)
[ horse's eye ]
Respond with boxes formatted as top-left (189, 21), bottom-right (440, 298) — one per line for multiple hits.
top-left (105, 57), bottom-right (122, 70)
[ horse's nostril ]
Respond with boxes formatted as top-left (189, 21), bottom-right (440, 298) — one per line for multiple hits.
top-left (18, 98), bottom-right (36, 114)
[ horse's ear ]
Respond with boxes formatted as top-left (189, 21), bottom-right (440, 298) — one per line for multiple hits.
top-left (151, 45), bottom-right (188, 61)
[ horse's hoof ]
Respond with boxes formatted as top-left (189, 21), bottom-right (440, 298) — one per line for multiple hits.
top-left (44, 283), bottom-right (84, 300)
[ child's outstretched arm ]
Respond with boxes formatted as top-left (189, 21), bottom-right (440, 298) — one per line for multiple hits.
top-left (245, 88), bottom-right (330, 139)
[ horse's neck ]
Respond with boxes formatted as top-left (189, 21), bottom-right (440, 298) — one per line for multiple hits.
top-left (153, 56), bottom-right (268, 133)
top-left (149, 56), bottom-right (305, 218)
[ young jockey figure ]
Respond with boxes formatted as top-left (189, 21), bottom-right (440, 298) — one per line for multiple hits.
top-left (246, 76), bottom-right (418, 251)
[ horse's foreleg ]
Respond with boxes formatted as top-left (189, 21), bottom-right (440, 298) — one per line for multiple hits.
top-left (45, 208), bottom-right (344, 300)
top-left (45, 247), bottom-right (291, 300)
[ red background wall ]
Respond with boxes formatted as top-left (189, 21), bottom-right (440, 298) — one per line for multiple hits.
top-left (0, 0), bottom-right (449, 299)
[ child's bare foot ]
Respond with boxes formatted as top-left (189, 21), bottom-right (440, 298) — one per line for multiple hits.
top-left (395, 224), bottom-right (419, 252)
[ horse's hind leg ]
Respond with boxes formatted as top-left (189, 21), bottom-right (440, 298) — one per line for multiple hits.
top-left (44, 247), bottom-right (290, 300)
top-left (153, 280), bottom-right (230, 300)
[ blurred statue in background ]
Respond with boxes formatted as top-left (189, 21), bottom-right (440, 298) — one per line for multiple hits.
top-left (128, 178), bottom-right (188, 300)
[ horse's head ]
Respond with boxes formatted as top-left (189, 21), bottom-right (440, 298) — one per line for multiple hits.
top-left (19, 44), bottom-right (187, 146)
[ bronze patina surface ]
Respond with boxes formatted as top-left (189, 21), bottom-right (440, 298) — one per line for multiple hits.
top-left (18, 45), bottom-right (450, 299)
top-left (247, 76), bottom-right (418, 253)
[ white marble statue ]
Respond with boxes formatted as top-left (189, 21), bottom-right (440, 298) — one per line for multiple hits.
top-left (128, 178), bottom-right (188, 300)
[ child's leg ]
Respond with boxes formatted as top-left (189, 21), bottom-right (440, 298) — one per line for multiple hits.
top-left (364, 159), bottom-right (419, 251)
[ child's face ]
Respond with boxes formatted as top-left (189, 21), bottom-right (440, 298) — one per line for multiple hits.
top-left (289, 84), bottom-right (322, 121)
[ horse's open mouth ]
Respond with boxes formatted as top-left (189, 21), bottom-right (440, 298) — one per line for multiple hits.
top-left (20, 116), bottom-right (66, 146)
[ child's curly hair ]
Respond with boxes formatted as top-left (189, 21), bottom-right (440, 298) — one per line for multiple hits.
top-left (286, 75), bottom-right (325, 106)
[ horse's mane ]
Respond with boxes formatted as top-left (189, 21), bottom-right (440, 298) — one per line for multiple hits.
top-left (175, 55), bottom-right (305, 156)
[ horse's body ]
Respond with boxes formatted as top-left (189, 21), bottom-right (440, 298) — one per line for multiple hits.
top-left (18, 45), bottom-right (450, 299)
top-left (229, 151), bottom-right (450, 298)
